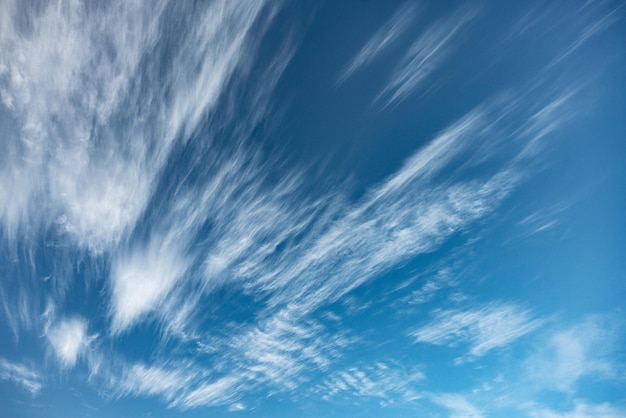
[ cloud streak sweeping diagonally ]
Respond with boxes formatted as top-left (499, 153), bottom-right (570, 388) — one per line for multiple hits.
top-left (0, 358), bottom-right (42, 395)
top-left (412, 303), bottom-right (543, 360)
top-left (337, 3), bottom-right (418, 84)
top-left (0, 0), bottom-right (624, 416)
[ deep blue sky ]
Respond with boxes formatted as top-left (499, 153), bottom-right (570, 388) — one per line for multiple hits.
top-left (1, 1), bottom-right (625, 417)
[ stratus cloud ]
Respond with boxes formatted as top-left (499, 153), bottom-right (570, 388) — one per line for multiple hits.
top-left (46, 317), bottom-right (94, 368)
top-left (0, 357), bottom-right (43, 394)
top-left (412, 303), bottom-right (543, 359)
top-left (337, 2), bottom-right (418, 83)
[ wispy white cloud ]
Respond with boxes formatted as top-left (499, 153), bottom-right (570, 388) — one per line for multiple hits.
top-left (239, 106), bottom-right (521, 318)
top-left (0, 357), bottom-right (43, 394)
top-left (174, 376), bottom-right (242, 410)
top-left (318, 362), bottom-right (425, 404)
top-left (513, 201), bottom-right (573, 240)
top-left (0, 283), bottom-right (36, 342)
top-left (228, 402), bottom-right (246, 412)
top-left (120, 363), bottom-right (197, 403)
top-left (106, 78), bottom-right (580, 406)
top-left (430, 393), bottom-right (484, 418)
top-left (228, 309), bottom-right (353, 391)
top-left (104, 1), bottom-right (295, 335)
top-left (46, 316), bottom-right (95, 368)
top-left (377, 5), bottom-right (476, 106)
top-left (403, 268), bottom-right (457, 305)
top-left (337, 2), bottom-right (418, 83)
top-left (528, 400), bottom-right (626, 418)
top-left (525, 315), bottom-right (620, 392)
top-left (547, 5), bottom-right (620, 68)
top-left (412, 303), bottom-right (543, 360)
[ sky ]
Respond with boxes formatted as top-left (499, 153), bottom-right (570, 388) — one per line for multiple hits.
top-left (0, 0), bottom-right (625, 417)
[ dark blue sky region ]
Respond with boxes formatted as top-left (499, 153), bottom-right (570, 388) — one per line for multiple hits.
top-left (0, 1), bottom-right (625, 417)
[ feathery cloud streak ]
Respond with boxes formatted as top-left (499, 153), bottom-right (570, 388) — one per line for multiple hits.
top-left (412, 303), bottom-right (543, 359)
top-left (319, 362), bottom-right (425, 403)
top-left (0, 357), bottom-right (43, 394)
top-left (117, 86), bottom-right (577, 406)
top-left (377, 5), bottom-right (476, 106)
top-left (337, 3), bottom-right (418, 84)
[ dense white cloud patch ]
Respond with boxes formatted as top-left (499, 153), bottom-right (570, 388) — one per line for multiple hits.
top-left (110, 239), bottom-right (190, 334)
top-left (0, 0), bottom-right (166, 247)
top-left (0, 0), bottom-right (270, 251)
top-left (46, 317), bottom-right (94, 368)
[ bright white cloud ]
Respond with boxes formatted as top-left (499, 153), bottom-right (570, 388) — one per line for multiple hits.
top-left (110, 239), bottom-right (190, 334)
top-left (0, 0), bottom-right (166, 248)
top-left (412, 303), bottom-right (543, 359)
top-left (0, 0), bottom-right (270, 252)
top-left (0, 357), bottom-right (43, 394)
top-left (46, 317), bottom-right (94, 368)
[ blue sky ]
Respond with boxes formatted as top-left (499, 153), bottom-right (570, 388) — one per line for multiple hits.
top-left (0, 0), bottom-right (625, 417)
